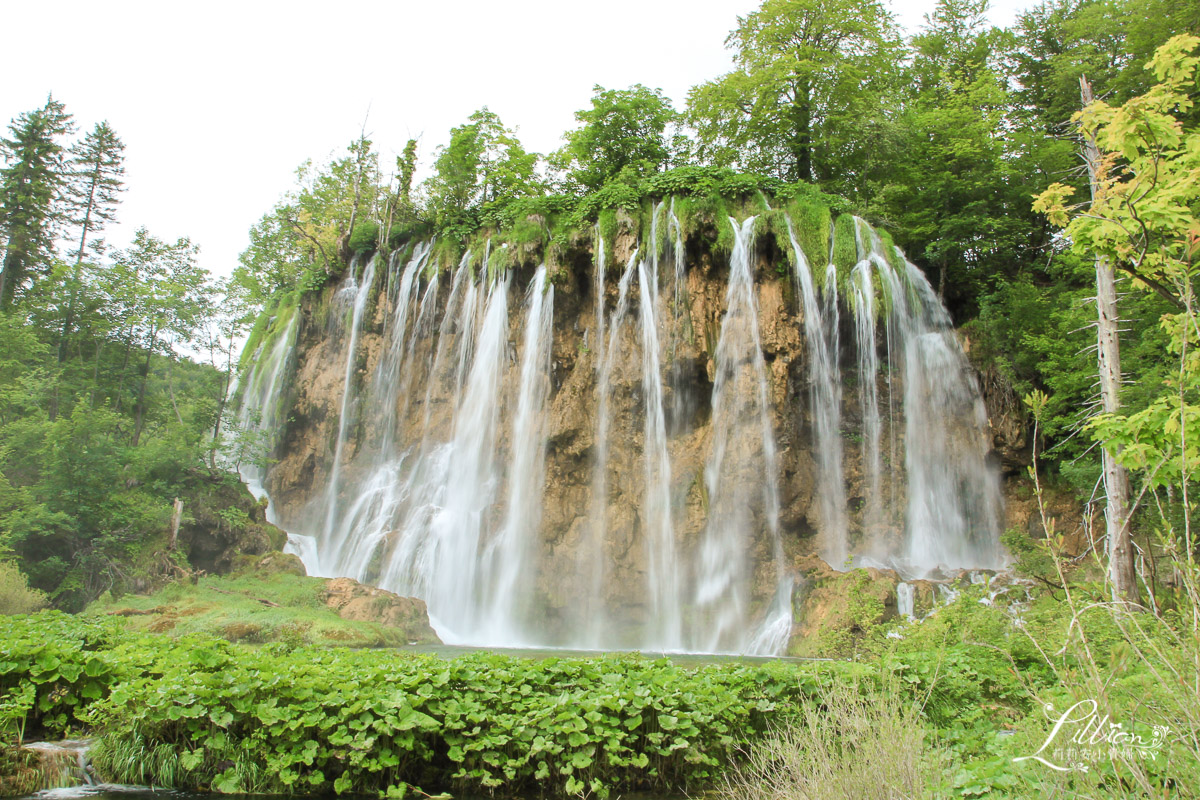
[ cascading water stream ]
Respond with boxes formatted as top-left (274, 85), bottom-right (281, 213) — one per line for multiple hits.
top-left (784, 216), bottom-right (848, 568)
top-left (481, 266), bottom-right (555, 642)
top-left (850, 221), bottom-right (1004, 575)
top-left (693, 217), bottom-right (788, 654)
top-left (637, 253), bottom-right (681, 650)
top-left (576, 251), bottom-right (638, 649)
top-left (850, 259), bottom-right (884, 538)
top-left (235, 313), bottom-right (297, 509)
top-left (315, 255), bottom-right (378, 575)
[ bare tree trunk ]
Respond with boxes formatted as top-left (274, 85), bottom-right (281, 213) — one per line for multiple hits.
top-left (169, 498), bottom-right (184, 551)
top-left (1080, 75), bottom-right (1139, 605)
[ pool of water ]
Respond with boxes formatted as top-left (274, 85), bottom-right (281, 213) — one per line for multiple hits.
top-left (403, 642), bottom-right (824, 664)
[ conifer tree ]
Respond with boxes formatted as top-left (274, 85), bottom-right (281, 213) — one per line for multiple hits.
top-left (0, 97), bottom-right (74, 310)
top-left (56, 121), bottom-right (125, 358)
top-left (66, 121), bottom-right (124, 266)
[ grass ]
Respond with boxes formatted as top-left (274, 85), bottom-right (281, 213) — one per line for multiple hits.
top-left (718, 678), bottom-right (946, 800)
top-left (85, 570), bottom-right (417, 648)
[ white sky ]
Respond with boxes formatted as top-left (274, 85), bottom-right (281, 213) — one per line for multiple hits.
top-left (3, 0), bottom-right (1033, 282)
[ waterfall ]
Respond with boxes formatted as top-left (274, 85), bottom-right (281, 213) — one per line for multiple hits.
top-left (237, 203), bottom-right (1005, 656)
top-left (897, 581), bottom-right (915, 620)
top-left (693, 217), bottom-right (788, 654)
top-left (784, 216), bottom-right (848, 568)
top-left (481, 266), bottom-right (555, 641)
top-left (316, 254), bottom-right (378, 574)
top-left (235, 313), bottom-right (297, 509)
top-left (850, 257), bottom-right (884, 541)
top-left (413, 274), bottom-right (510, 641)
top-left (638, 254), bottom-right (681, 650)
top-left (576, 252), bottom-right (638, 649)
top-left (855, 224), bottom-right (1004, 576)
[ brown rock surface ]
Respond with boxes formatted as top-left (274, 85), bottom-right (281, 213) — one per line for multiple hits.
top-left (321, 577), bottom-right (440, 644)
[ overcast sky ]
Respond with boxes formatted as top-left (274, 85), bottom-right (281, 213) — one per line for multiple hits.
top-left (2, 0), bottom-right (1033, 282)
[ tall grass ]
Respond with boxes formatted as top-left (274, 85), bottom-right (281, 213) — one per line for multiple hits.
top-left (718, 679), bottom-right (947, 800)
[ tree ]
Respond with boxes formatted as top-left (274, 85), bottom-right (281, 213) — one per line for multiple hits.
top-left (552, 84), bottom-right (682, 191)
top-left (236, 203), bottom-right (311, 302)
top-left (396, 139), bottom-right (418, 206)
top-left (202, 277), bottom-right (256, 469)
top-left (0, 97), bottom-right (74, 310)
top-left (871, 0), bottom-right (1031, 309)
top-left (1035, 34), bottom-right (1200, 602)
top-left (56, 121), bottom-right (125, 360)
top-left (425, 108), bottom-right (540, 218)
top-left (108, 229), bottom-right (212, 445)
top-left (65, 122), bottom-right (124, 266)
top-left (687, 0), bottom-right (901, 188)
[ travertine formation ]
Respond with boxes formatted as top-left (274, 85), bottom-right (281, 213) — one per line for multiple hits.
top-left (238, 205), bottom-right (1012, 654)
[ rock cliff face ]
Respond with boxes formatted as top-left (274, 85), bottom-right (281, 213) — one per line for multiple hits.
top-left (240, 202), bottom-right (1012, 654)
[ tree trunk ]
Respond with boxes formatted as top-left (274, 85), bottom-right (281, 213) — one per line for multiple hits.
top-left (1081, 75), bottom-right (1139, 605)
top-left (168, 498), bottom-right (184, 551)
top-left (790, 77), bottom-right (814, 183)
top-left (131, 327), bottom-right (157, 447)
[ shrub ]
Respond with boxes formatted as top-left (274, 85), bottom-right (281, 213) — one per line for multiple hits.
top-left (348, 221), bottom-right (380, 254)
top-left (0, 561), bottom-right (48, 615)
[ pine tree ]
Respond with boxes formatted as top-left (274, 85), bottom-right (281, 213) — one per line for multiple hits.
top-left (0, 97), bottom-right (74, 310)
top-left (57, 122), bottom-right (125, 358)
top-left (66, 121), bottom-right (124, 265)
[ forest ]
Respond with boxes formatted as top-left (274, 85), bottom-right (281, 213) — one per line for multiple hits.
top-left (1, 0), bottom-right (1198, 796)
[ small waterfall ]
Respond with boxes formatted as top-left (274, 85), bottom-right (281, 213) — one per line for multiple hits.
top-left (850, 257), bottom-right (884, 540)
top-left (576, 252), bottom-right (638, 648)
top-left (784, 216), bottom-right (848, 568)
top-left (693, 217), bottom-right (788, 654)
top-left (415, 275), bottom-right (510, 641)
top-left (316, 255), bottom-right (378, 574)
top-left (638, 253), bottom-right (681, 650)
top-left (482, 266), bottom-right (555, 642)
top-left (235, 313), bottom-right (297, 509)
top-left (898, 262), bottom-right (1003, 573)
top-left (373, 244), bottom-right (431, 455)
top-left (592, 225), bottom-right (606, 374)
top-left (897, 582), bottom-right (915, 620)
top-left (665, 199), bottom-right (693, 436)
top-left (860, 226), bottom-right (1004, 576)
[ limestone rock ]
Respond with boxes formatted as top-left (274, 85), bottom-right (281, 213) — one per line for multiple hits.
top-left (321, 577), bottom-right (441, 644)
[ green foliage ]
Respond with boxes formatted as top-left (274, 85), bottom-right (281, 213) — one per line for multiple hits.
top-left (348, 221), bottom-right (380, 254)
top-left (0, 612), bottom-right (864, 798)
top-left (85, 570), bottom-right (421, 648)
top-left (0, 96), bottom-right (74, 310)
top-left (717, 678), bottom-right (947, 800)
top-left (64, 121), bottom-right (125, 265)
top-left (784, 194), bottom-right (832, 273)
top-left (425, 108), bottom-right (541, 224)
top-left (0, 560), bottom-right (48, 615)
top-left (1032, 35), bottom-right (1200, 506)
top-left (0, 271), bottom-right (230, 606)
top-left (0, 612), bottom-right (126, 736)
top-left (552, 84), bottom-right (682, 191)
top-left (831, 213), bottom-right (858, 283)
top-left (687, 0), bottom-right (902, 190)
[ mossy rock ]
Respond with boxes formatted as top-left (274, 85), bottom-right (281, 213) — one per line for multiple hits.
top-left (787, 561), bottom-right (898, 658)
